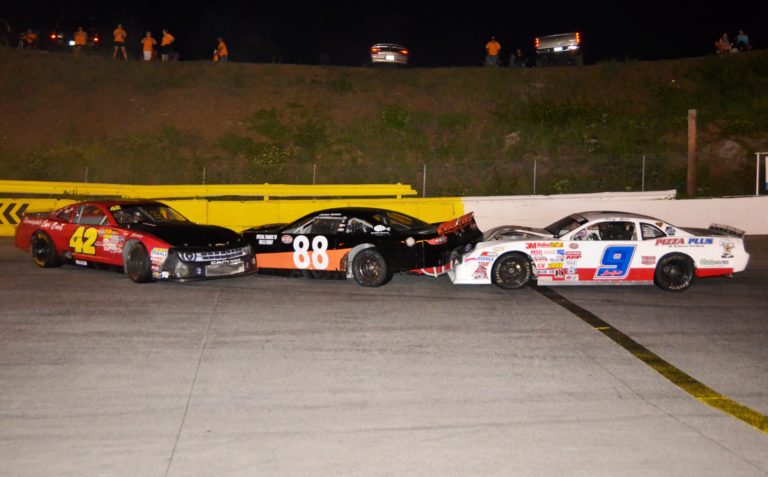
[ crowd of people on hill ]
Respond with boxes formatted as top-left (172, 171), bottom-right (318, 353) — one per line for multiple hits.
top-left (484, 36), bottom-right (531, 67)
top-left (715, 29), bottom-right (751, 54)
top-left (14, 23), bottom-right (228, 63)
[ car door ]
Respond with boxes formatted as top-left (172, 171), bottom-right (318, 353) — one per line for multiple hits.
top-left (67, 204), bottom-right (117, 265)
top-left (564, 220), bottom-right (640, 283)
top-left (258, 213), bottom-right (343, 272)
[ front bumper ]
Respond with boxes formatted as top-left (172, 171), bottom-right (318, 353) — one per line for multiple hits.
top-left (155, 245), bottom-right (257, 280)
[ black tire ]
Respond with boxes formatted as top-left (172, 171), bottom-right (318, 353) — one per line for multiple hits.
top-left (31, 231), bottom-right (61, 268)
top-left (351, 248), bottom-right (390, 287)
top-left (126, 243), bottom-right (153, 283)
top-left (654, 253), bottom-right (695, 291)
top-left (491, 253), bottom-right (532, 289)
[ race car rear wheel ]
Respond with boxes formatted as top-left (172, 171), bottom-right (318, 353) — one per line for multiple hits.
top-left (654, 253), bottom-right (695, 291)
top-left (351, 248), bottom-right (390, 287)
top-left (31, 231), bottom-right (61, 268)
top-left (126, 243), bottom-right (153, 283)
top-left (492, 253), bottom-right (532, 289)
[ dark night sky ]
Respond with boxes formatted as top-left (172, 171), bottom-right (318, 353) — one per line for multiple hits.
top-left (5, 1), bottom-right (767, 65)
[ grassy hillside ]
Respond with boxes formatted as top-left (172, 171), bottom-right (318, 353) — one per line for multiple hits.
top-left (1, 48), bottom-right (766, 197)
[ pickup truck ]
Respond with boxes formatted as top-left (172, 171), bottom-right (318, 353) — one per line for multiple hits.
top-left (535, 32), bottom-right (583, 66)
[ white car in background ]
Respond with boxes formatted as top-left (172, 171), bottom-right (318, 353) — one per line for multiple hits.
top-left (369, 43), bottom-right (409, 67)
top-left (449, 211), bottom-right (749, 291)
top-left (535, 32), bottom-right (583, 66)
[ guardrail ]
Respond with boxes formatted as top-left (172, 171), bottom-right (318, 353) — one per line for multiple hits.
top-left (0, 181), bottom-right (462, 237)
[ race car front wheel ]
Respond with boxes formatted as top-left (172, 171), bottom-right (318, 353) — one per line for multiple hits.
top-left (352, 248), bottom-right (390, 287)
top-left (31, 231), bottom-right (61, 268)
top-left (126, 243), bottom-right (153, 283)
top-left (654, 253), bottom-right (695, 291)
top-left (492, 253), bottom-right (532, 289)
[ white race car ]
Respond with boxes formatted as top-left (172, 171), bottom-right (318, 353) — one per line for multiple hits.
top-left (448, 211), bottom-right (749, 291)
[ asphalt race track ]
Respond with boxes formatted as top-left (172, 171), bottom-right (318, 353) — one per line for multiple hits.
top-left (1, 236), bottom-right (767, 476)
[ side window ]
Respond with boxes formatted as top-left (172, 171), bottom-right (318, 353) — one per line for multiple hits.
top-left (345, 217), bottom-right (373, 234)
top-left (74, 205), bottom-right (107, 225)
top-left (640, 223), bottom-right (666, 240)
top-left (56, 208), bottom-right (73, 222)
top-left (307, 217), bottom-right (344, 235)
top-left (595, 221), bottom-right (636, 241)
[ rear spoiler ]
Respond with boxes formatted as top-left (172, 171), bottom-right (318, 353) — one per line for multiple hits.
top-left (436, 212), bottom-right (477, 236)
top-left (708, 223), bottom-right (745, 238)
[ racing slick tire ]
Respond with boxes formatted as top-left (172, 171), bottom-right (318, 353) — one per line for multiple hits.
top-left (31, 231), bottom-right (61, 268)
top-left (351, 248), bottom-right (391, 287)
top-left (126, 243), bottom-right (154, 283)
top-left (492, 252), bottom-right (532, 289)
top-left (654, 253), bottom-right (695, 291)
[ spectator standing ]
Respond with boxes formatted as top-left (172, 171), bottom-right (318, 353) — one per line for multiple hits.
top-left (215, 37), bottom-right (229, 62)
top-left (485, 36), bottom-right (501, 67)
top-left (140, 31), bottom-right (156, 61)
top-left (735, 30), bottom-right (750, 51)
top-left (19, 29), bottom-right (38, 49)
top-left (160, 29), bottom-right (174, 62)
top-left (73, 26), bottom-right (87, 55)
top-left (113, 23), bottom-right (128, 60)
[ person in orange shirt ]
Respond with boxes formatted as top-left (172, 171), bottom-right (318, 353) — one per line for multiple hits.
top-left (21, 29), bottom-right (38, 49)
top-left (140, 31), bottom-right (156, 61)
top-left (215, 37), bottom-right (228, 62)
top-left (160, 28), bottom-right (174, 62)
top-left (485, 36), bottom-right (501, 67)
top-left (113, 23), bottom-right (128, 60)
top-left (73, 26), bottom-right (87, 55)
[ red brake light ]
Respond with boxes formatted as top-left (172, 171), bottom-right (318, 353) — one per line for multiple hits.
top-left (576, 32), bottom-right (581, 44)
top-left (400, 49), bottom-right (408, 55)
top-left (371, 47), bottom-right (380, 53)
top-left (427, 236), bottom-right (447, 245)
top-left (50, 33), bottom-right (56, 39)
top-left (535, 37), bottom-right (540, 49)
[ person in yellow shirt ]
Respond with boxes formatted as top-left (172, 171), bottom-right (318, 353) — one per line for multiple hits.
top-left (160, 28), bottom-right (174, 62)
top-left (73, 26), bottom-right (87, 55)
top-left (140, 31), bottom-right (156, 61)
top-left (215, 37), bottom-right (228, 62)
top-left (113, 23), bottom-right (128, 60)
top-left (485, 36), bottom-right (501, 67)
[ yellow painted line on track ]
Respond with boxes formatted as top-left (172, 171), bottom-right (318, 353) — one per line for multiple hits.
top-left (535, 286), bottom-right (768, 435)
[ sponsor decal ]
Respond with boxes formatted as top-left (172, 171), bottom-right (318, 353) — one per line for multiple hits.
top-left (547, 262), bottom-right (563, 269)
top-left (655, 238), bottom-right (685, 246)
top-left (373, 225), bottom-right (390, 234)
top-left (529, 249), bottom-right (544, 255)
top-left (256, 234), bottom-right (277, 240)
top-left (565, 274), bottom-right (579, 281)
top-left (151, 248), bottom-right (168, 258)
top-left (102, 233), bottom-right (125, 254)
top-left (473, 263), bottom-right (489, 279)
top-left (533, 256), bottom-right (548, 262)
top-left (258, 239), bottom-right (274, 245)
top-left (75, 260), bottom-right (87, 266)
top-left (720, 240), bottom-right (735, 258)
top-left (42, 221), bottom-right (65, 231)
top-left (655, 222), bottom-right (664, 228)
top-left (665, 226), bottom-right (676, 236)
top-left (688, 238), bottom-right (713, 245)
top-left (565, 251), bottom-right (581, 259)
top-left (569, 243), bottom-right (579, 250)
top-left (556, 249), bottom-right (565, 256)
top-left (700, 259), bottom-right (730, 266)
top-left (281, 235), bottom-right (293, 244)
top-left (525, 241), bottom-right (563, 250)
top-left (641, 256), bottom-right (656, 265)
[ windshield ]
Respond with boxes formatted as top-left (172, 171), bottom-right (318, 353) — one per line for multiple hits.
top-left (545, 214), bottom-right (588, 237)
top-left (110, 204), bottom-right (188, 225)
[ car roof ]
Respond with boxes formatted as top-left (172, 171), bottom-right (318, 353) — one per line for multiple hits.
top-left (64, 199), bottom-right (167, 209)
top-left (371, 43), bottom-right (406, 48)
top-left (576, 211), bottom-right (662, 222)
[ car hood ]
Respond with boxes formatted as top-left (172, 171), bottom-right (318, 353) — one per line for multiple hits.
top-left (483, 225), bottom-right (552, 241)
top-left (127, 221), bottom-right (241, 248)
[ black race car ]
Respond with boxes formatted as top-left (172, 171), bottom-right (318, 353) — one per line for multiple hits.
top-left (241, 207), bottom-right (483, 287)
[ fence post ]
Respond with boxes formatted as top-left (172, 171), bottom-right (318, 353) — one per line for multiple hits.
top-left (687, 109), bottom-right (697, 197)
top-left (202, 167), bottom-right (206, 184)
top-left (422, 164), bottom-right (426, 198)
top-left (533, 159), bottom-right (537, 195)
top-left (313, 163), bottom-right (316, 185)
top-left (84, 166), bottom-right (89, 183)
top-left (642, 155), bottom-right (646, 192)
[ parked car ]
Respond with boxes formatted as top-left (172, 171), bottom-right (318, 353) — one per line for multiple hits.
top-left (449, 211), bottom-right (749, 291)
top-left (46, 25), bottom-right (102, 52)
top-left (535, 32), bottom-right (583, 66)
top-left (14, 200), bottom-right (256, 283)
top-left (241, 207), bottom-right (482, 287)
top-left (369, 43), bottom-right (409, 67)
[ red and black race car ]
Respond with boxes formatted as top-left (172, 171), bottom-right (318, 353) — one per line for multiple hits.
top-left (14, 200), bottom-right (255, 283)
top-left (241, 207), bottom-right (482, 287)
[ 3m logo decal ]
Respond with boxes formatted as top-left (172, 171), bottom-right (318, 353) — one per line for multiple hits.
top-left (0, 202), bottom-right (29, 225)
